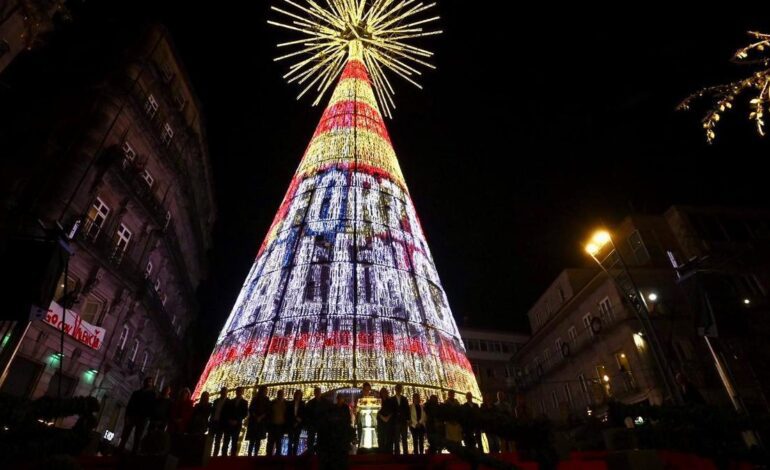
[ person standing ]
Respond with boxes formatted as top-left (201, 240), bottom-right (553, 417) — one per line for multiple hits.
top-left (461, 392), bottom-right (480, 450)
top-left (376, 387), bottom-right (393, 454)
top-left (391, 384), bottom-right (410, 454)
top-left (210, 387), bottom-right (229, 456)
top-left (494, 391), bottom-right (515, 453)
top-left (221, 386), bottom-right (248, 456)
top-left (480, 393), bottom-right (498, 453)
top-left (168, 387), bottom-right (194, 435)
top-left (267, 389), bottom-right (288, 456)
top-left (246, 385), bottom-right (271, 456)
top-left (118, 377), bottom-right (156, 454)
top-left (189, 391), bottom-right (212, 435)
top-left (150, 385), bottom-right (173, 432)
top-left (288, 389), bottom-right (305, 456)
top-left (355, 382), bottom-right (373, 449)
top-left (305, 386), bottom-right (325, 454)
top-left (444, 390), bottom-right (463, 446)
top-left (424, 394), bottom-right (443, 454)
top-left (408, 392), bottom-right (427, 454)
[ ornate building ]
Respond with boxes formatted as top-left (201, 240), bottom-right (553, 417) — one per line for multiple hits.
top-left (0, 23), bottom-right (215, 441)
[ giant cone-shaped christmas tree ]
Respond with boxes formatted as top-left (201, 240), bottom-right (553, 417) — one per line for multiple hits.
top-left (195, 41), bottom-right (481, 401)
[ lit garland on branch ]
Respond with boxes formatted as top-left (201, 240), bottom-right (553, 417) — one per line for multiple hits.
top-left (194, 2), bottom-right (481, 407)
top-left (678, 31), bottom-right (770, 143)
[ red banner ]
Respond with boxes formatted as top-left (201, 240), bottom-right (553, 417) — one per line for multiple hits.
top-left (43, 301), bottom-right (107, 350)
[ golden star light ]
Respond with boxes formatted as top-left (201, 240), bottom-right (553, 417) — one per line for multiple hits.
top-left (268, 0), bottom-right (441, 117)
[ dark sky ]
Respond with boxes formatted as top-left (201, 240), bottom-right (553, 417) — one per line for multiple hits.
top-left (58, 3), bottom-right (770, 355)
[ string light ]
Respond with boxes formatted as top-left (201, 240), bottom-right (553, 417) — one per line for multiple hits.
top-left (679, 31), bottom-right (770, 143)
top-left (194, 14), bottom-right (480, 404)
top-left (268, 0), bottom-right (441, 118)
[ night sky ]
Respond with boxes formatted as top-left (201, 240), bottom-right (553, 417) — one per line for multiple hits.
top-left (51, 3), bottom-right (770, 362)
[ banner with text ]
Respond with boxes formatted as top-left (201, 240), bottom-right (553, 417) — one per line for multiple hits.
top-left (43, 301), bottom-right (106, 350)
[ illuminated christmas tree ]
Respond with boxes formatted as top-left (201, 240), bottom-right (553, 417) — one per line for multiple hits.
top-left (194, 0), bottom-right (481, 402)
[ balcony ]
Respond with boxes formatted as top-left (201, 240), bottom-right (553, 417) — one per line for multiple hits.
top-left (76, 218), bottom-right (183, 359)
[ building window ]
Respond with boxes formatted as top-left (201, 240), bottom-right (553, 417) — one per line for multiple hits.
top-left (471, 362), bottom-right (480, 377)
top-left (556, 338), bottom-right (564, 359)
top-left (563, 383), bottom-right (574, 409)
top-left (486, 368), bottom-right (495, 378)
top-left (480, 341), bottom-right (488, 352)
top-left (176, 324), bottom-right (182, 336)
top-left (628, 230), bottom-right (650, 265)
top-left (114, 325), bottom-right (129, 360)
top-left (582, 314), bottom-right (594, 337)
top-left (615, 351), bottom-right (635, 391)
top-left (164, 211), bottom-right (171, 231)
top-left (113, 224), bottom-right (132, 259)
top-left (145, 94), bottom-right (159, 118)
top-left (596, 364), bottom-right (611, 396)
top-left (568, 326), bottom-right (578, 344)
top-left (598, 297), bottom-right (613, 323)
top-left (158, 375), bottom-right (165, 391)
top-left (140, 351), bottom-right (149, 372)
top-left (551, 390), bottom-right (559, 410)
top-left (161, 123), bottom-right (174, 146)
top-left (543, 348), bottom-right (551, 366)
top-left (171, 314), bottom-right (177, 326)
top-left (85, 197), bottom-right (110, 240)
top-left (145, 261), bottom-right (153, 278)
top-left (129, 339), bottom-right (139, 365)
top-left (141, 169), bottom-right (154, 188)
top-left (81, 296), bottom-right (104, 324)
top-left (174, 91), bottom-right (187, 110)
top-left (579, 373), bottom-right (588, 396)
top-left (54, 275), bottom-right (79, 305)
top-left (154, 278), bottom-right (161, 292)
top-left (159, 62), bottom-right (174, 82)
top-left (161, 294), bottom-right (168, 306)
top-left (558, 286), bottom-right (566, 302)
top-left (122, 141), bottom-right (136, 165)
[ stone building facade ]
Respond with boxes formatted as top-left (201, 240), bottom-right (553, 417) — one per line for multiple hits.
top-left (0, 23), bottom-right (215, 441)
top-left (459, 327), bottom-right (528, 400)
top-left (513, 214), bottom-right (724, 421)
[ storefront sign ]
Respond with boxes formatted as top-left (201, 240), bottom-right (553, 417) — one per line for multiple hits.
top-left (43, 301), bottom-right (106, 350)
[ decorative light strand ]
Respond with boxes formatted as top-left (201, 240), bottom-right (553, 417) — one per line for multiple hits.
top-left (679, 31), bottom-right (770, 143)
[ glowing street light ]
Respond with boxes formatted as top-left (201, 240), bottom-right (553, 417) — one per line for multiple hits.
top-left (743, 298), bottom-right (751, 305)
top-left (648, 293), bottom-right (658, 302)
top-left (585, 230), bottom-right (611, 256)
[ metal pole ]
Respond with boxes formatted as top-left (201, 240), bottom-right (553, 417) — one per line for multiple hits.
top-left (590, 240), bottom-right (683, 405)
top-left (0, 321), bottom-right (32, 389)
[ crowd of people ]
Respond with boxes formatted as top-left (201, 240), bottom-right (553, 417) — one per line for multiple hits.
top-left (118, 377), bottom-right (520, 457)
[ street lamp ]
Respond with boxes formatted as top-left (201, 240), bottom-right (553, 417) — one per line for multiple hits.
top-left (583, 229), bottom-right (683, 405)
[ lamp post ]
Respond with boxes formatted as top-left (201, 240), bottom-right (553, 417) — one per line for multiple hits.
top-left (584, 230), bottom-right (683, 405)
